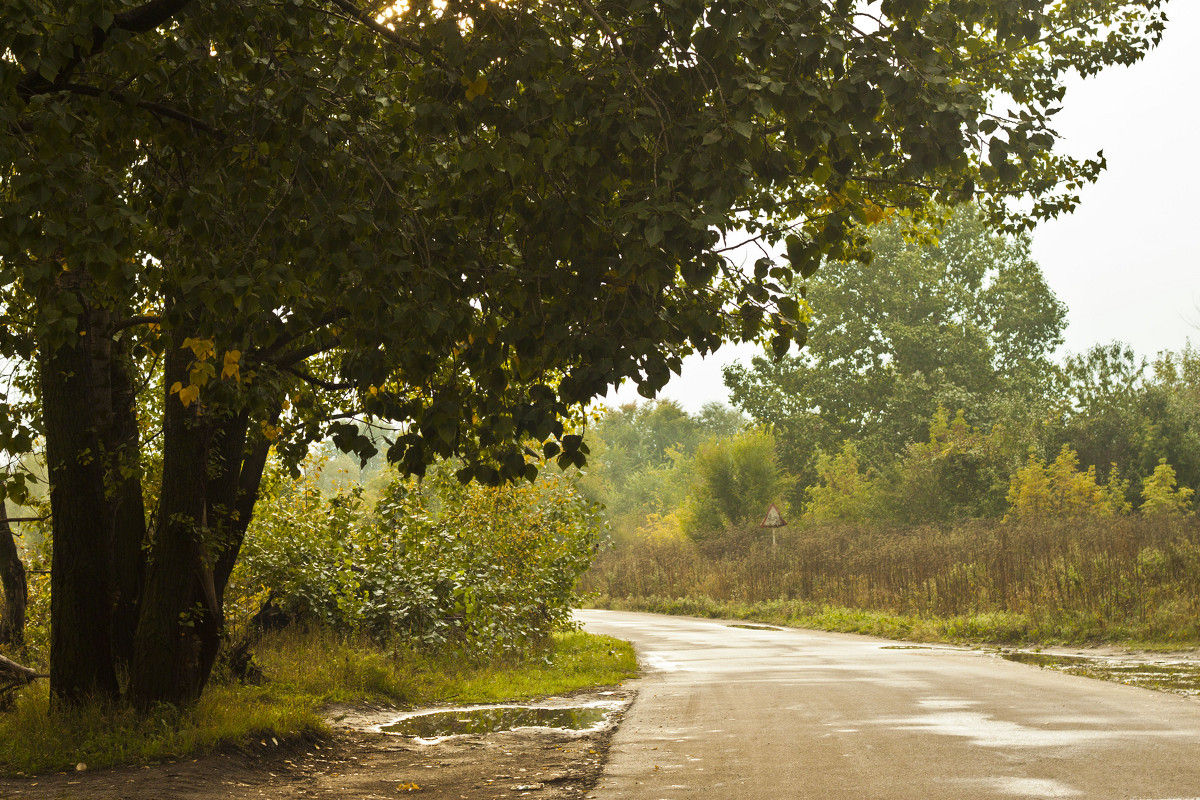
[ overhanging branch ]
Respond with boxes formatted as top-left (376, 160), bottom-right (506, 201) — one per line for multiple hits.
top-left (326, 0), bottom-right (424, 57)
top-left (283, 366), bottom-right (354, 392)
top-left (0, 516), bottom-right (48, 525)
top-left (60, 83), bottom-right (224, 138)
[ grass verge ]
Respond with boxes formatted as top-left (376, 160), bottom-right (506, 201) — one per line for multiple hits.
top-left (590, 593), bottom-right (1200, 649)
top-left (0, 629), bottom-right (636, 777)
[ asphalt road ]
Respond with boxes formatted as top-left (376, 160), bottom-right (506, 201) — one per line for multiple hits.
top-left (577, 610), bottom-right (1200, 800)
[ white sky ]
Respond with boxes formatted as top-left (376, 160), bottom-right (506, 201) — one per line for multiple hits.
top-left (604, 1), bottom-right (1200, 413)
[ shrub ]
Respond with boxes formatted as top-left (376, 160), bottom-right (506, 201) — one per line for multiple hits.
top-left (232, 459), bottom-right (601, 659)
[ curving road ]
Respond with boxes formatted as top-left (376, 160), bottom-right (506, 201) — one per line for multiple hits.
top-left (578, 610), bottom-right (1200, 800)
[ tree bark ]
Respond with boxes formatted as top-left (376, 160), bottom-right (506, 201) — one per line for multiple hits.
top-left (129, 337), bottom-right (217, 707)
top-left (105, 334), bottom-right (148, 669)
top-left (40, 317), bottom-right (120, 703)
top-left (0, 509), bottom-right (27, 649)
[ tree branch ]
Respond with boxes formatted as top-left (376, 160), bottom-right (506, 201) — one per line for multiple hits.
top-left (16, 0), bottom-right (197, 102)
top-left (59, 83), bottom-right (224, 138)
top-left (112, 0), bottom-right (196, 34)
top-left (113, 314), bottom-right (163, 331)
top-left (256, 310), bottom-right (350, 364)
top-left (283, 366), bottom-right (354, 392)
top-left (0, 653), bottom-right (46, 683)
top-left (326, 0), bottom-right (424, 56)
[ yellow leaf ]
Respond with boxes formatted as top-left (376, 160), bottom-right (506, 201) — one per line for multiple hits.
top-left (221, 350), bottom-right (242, 381)
top-left (177, 384), bottom-right (200, 408)
top-left (169, 381), bottom-right (183, 395)
top-left (463, 75), bottom-right (489, 100)
top-left (181, 337), bottom-right (214, 361)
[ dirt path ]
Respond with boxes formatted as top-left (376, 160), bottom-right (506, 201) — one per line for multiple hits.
top-left (0, 691), bottom-right (632, 800)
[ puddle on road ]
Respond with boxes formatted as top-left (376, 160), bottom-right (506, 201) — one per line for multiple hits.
top-left (727, 624), bottom-right (782, 631)
top-left (1000, 651), bottom-right (1200, 696)
top-left (381, 705), bottom-right (615, 739)
top-left (881, 645), bottom-right (934, 650)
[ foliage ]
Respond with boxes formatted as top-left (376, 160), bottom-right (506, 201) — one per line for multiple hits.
top-left (803, 442), bottom-right (879, 524)
top-left (588, 401), bottom-right (716, 470)
top-left (1051, 342), bottom-right (1148, 487)
top-left (1141, 459), bottom-right (1195, 518)
top-left (233, 459), bottom-right (601, 659)
top-left (886, 407), bottom-right (1009, 523)
top-left (678, 429), bottom-right (790, 541)
top-left (725, 205), bottom-right (1068, 488)
top-left (1005, 445), bottom-right (1128, 520)
top-left (577, 400), bottom-right (748, 543)
top-left (1140, 345), bottom-right (1200, 494)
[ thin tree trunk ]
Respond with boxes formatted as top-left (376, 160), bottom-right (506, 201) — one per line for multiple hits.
top-left (0, 509), bottom-right (27, 648)
top-left (106, 335), bottom-right (147, 670)
top-left (213, 413), bottom-right (276, 596)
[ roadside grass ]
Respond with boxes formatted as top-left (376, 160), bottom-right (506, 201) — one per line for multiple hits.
top-left (0, 629), bottom-right (636, 777)
top-left (589, 593), bottom-right (1200, 649)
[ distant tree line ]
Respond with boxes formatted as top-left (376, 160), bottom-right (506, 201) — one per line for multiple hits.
top-left (584, 208), bottom-right (1198, 543)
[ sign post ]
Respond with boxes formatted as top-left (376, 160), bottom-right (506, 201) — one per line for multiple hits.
top-left (759, 502), bottom-right (786, 551)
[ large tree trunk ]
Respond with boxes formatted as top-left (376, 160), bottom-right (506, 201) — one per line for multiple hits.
top-left (40, 317), bottom-right (120, 703)
top-left (0, 509), bottom-right (27, 649)
top-left (129, 339), bottom-right (211, 707)
top-left (129, 397), bottom-right (272, 706)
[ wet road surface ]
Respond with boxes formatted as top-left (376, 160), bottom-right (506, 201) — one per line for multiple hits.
top-left (578, 610), bottom-right (1200, 799)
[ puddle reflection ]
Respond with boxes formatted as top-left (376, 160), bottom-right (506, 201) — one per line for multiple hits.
top-left (727, 624), bottom-right (783, 631)
top-left (1001, 651), bottom-right (1200, 696)
top-left (382, 706), bottom-right (612, 738)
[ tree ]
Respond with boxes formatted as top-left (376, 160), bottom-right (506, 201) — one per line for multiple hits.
top-left (1140, 459), bottom-right (1194, 518)
top-left (1051, 342), bottom-right (1147, 487)
top-left (1140, 345), bottom-right (1200, 496)
top-left (0, 508), bottom-right (27, 649)
top-left (680, 429), bottom-right (789, 540)
top-left (1005, 445), bottom-right (1127, 521)
top-left (803, 441), bottom-right (878, 524)
top-left (725, 205), bottom-right (1068, 484)
top-left (577, 400), bottom-right (746, 541)
top-left (887, 406), bottom-right (1009, 523)
top-left (0, 0), bottom-right (1167, 706)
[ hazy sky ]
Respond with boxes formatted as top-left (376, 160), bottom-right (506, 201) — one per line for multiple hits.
top-left (605, 2), bottom-right (1200, 413)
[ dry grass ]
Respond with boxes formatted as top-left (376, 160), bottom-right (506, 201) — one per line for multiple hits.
top-left (582, 516), bottom-right (1200, 645)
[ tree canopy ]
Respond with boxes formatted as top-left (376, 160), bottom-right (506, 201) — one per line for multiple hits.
top-left (0, 0), bottom-right (1168, 706)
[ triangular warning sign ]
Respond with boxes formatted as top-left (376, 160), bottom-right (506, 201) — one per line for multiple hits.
top-left (760, 503), bottom-right (786, 528)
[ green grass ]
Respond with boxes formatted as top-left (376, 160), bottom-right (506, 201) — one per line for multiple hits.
top-left (0, 629), bottom-right (636, 777)
top-left (590, 593), bottom-right (1200, 649)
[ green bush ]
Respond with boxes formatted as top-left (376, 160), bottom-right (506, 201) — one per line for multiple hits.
top-left (233, 459), bottom-right (601, 659)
